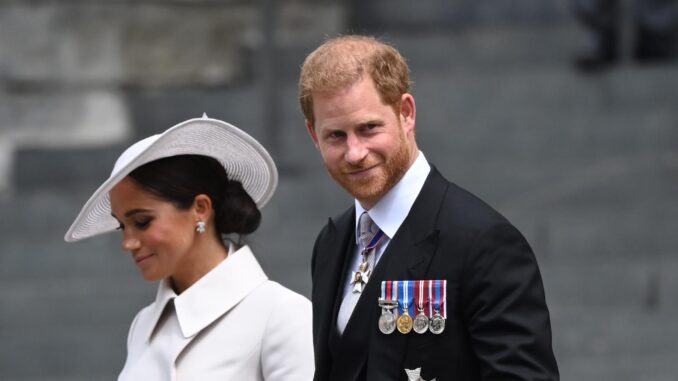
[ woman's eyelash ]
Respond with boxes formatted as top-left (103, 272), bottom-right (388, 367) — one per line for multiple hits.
top-left (115, 218), bottom-right (151, 231)
top-left (135, 219), bottom-right (152, 229)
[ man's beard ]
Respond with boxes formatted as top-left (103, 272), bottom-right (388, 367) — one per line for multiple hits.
top-left (326, 133), bottom-right (412, 207)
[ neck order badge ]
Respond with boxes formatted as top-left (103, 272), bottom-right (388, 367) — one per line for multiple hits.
top-left (351, 212), bottom-right (384, 293)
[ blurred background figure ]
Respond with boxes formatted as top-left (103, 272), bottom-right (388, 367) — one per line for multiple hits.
top-left (571, 0), bottom-right (678, 72)
top-left (1, 1), bottom-right (677, 380)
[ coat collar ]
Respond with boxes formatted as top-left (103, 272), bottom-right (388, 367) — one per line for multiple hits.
top-left (143, 245), bottom-right (268, 342)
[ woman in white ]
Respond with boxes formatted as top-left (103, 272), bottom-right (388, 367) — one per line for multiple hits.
top-left (65, 116), bottom-right (314, 380)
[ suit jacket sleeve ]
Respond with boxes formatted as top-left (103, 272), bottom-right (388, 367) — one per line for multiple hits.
top-left (461, 222), bottom-right (558, 380)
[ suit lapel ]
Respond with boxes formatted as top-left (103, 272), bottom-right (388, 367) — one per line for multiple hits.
top-left (387, 167), bottom-right (447, 279)
top-left (328, 220), bottom-right (358, 357)
top-left (330, 168), bottom-right (449, 380)
top-left (312, 210), bottom-right (356, 374)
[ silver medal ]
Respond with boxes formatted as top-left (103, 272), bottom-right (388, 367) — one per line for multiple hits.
top-left (429, 311), bottom-right (445, 335)
top-left (413, 311), bottom-right (429, 334)
top-left (413, 280), bottom-right (428, 334)
top-left (378, 308), bottom-right (397, 334)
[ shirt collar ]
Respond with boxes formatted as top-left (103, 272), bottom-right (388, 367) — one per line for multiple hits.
top-left (355, 151), bottom-right (430, 242)
top-left (147, 244), bottom-right (268, 340)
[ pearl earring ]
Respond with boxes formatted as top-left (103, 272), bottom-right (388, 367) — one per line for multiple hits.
top-left (196, 221), bottom-right (206, 234)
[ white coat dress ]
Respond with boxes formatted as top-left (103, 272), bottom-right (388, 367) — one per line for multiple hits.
top-left (118, 245), bottom-right (314, 381)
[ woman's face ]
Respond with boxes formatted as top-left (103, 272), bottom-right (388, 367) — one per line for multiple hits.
top-left (109, 177), bottom-right (198, 282)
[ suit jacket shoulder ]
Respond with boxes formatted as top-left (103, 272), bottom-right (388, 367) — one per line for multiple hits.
top-left (399, 167), bottom-right (559, 381)
top-left (311, 207), bottom-right (354, 279)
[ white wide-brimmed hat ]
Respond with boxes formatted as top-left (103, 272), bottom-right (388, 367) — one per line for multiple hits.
top-left (64, 115), bottom-right (278, 242)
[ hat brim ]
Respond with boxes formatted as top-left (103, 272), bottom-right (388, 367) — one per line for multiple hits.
top-left (64, 117), bottom-right (278, 242)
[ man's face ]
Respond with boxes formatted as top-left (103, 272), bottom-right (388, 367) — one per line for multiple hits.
top-left (307, 76), bottom-right (417, 209)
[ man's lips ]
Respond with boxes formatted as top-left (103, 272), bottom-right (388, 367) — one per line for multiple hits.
top-left (346, 164), bottom-right (378, 176)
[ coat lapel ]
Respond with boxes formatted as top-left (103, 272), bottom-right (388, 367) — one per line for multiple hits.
top-left (330, 168), bottom-right (449, 380)
top-left (311, 210), bottom-right (356, 374)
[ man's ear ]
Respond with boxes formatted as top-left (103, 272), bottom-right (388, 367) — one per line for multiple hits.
top-left (306, 120), bottom-right (320, 150)
top-left (400, 93), bottom-right (416, 134)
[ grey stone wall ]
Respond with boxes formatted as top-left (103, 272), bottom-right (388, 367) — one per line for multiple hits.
top-left (0, 0), bottom-right (344, 192)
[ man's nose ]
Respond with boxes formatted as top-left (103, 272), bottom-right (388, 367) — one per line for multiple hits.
top-left (344, 135), bottom-right (368, 164)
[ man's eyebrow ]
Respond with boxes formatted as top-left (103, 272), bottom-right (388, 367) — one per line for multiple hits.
top-left (358, 119), bottom-right (384, 127)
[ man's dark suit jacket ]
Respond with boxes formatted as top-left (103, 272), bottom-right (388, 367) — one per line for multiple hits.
top-left (311, 167), bottom-right (559, 381)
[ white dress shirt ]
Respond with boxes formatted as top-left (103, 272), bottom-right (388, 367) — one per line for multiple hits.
top-left (336, 151), bottom-right (431, 333)
top-left (118, 244), bottom-right (314, 381)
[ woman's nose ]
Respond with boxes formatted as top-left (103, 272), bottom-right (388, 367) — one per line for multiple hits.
top-left (121, 233), bottom-right (141, 252)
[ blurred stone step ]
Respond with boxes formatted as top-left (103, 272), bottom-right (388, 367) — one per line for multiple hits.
top-left (0, 1), bottom-right (344, 89)
top-left (0, 3), bottom-right (250, 88)
top-left (559, 351), bottom-right (678, 381)
top-left (0, 323), bottom-right (129, 381)
top-left (349, 0), bottom-right (566, 32)
top-left (0, 237), bottom-right (139, 279)
top-left (506, 183), bottom-right (678, 261)
top-left (12, 144), bottom-right (127, 191)
top-left (552, 308), bottom-right (678, 359)
top-left (541, 256), bottom-right (678, 313)
top-left (386, 24), bottom-right (578, 73)
top-left (0, 90), bottom-right (130, 193)
top-left (414, 68), bottom-right (678, 145)
top-left (0, 276), bottom-right (154, 328)
top-left (0, 187), bottom-right (93, 232)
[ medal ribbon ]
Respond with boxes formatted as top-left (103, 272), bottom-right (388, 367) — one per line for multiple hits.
top-left (442, 279), bottom-right (447, 318)
top-left (385, 279), bottom-right (444, 318)
top-left (398, 280), bottom-right (415, 316)
top-left (394, 281), bottom-right (399, 316)
top-left (427, 280), bottom-right (433, 317)
top-left (432, 279), bottom-right (447, 317)
top-left (414, 280), bottom-right (427, 314)
top-left (362, 230), bottom-right (385, 254)
top-left (408, 281), bottom-right (414, 316)
top-left (382, 280), bottom-right (396, 303)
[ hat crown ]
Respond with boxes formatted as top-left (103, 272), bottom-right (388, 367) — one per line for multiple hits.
top-left (112, 134), bottom-right (160, 176)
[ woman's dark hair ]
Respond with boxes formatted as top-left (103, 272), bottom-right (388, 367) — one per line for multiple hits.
top-left (127, 155), bottom-right (261, 235)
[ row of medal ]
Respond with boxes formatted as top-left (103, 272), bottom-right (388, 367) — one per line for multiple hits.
top-left (378, 280), bottom-right (447, 335)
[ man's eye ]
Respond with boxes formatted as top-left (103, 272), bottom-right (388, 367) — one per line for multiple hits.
top-left (328, 131), bottom-right (345, 139)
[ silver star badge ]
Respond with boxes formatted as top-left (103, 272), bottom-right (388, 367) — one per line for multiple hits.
top-left (405, 367), bottom-right (436, 381)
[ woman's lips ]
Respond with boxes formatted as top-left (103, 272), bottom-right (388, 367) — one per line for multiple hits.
top-left (134, 253), bottom-right (154, 265)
